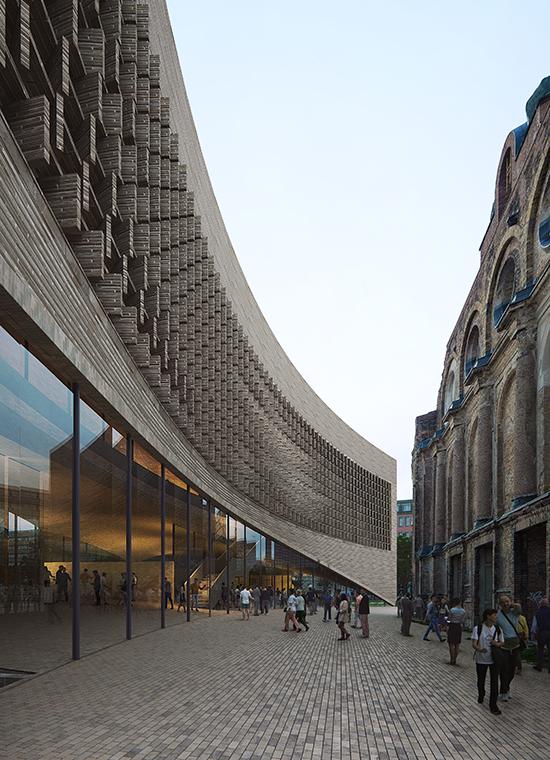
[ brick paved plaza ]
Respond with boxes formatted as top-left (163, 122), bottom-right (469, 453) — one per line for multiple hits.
top-left (1, 607), bottom-right (549, 760)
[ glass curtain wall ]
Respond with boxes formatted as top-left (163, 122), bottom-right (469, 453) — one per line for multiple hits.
top-left (80, 402), bottom-right (126, 655)
top-left (188, 493), bottom-right (208, 612)
top-left (132, 443), bottom-right (162, 635)
top-left (166, 469), bottom-right (188, 625)
top-left (0, 326), bottom-right (73, 673)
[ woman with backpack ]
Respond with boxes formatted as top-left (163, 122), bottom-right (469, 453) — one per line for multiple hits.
top-left (471, 608), bottom-right (505, 715)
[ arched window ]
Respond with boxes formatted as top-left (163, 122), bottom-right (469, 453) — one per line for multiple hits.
top-left (498, 148), bottom-right (512, 217)
top-left (464, 326), bottom-right (480, 377)
top-left (443, 368), bottom-right (457, 412)
top-left (538, 175), bottom-right (550, 248)
top-left (493, 258), bottom-right (517, 324)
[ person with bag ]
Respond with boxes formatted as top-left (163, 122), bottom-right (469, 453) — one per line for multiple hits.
top-left (337, 593), bottom-right (350, 640)
top-left (514, 600), bottom-right (528, 674)
top-left (496, 595), bottom-right (521, 701)
top-left (471, 608), bottom-right (504, 715)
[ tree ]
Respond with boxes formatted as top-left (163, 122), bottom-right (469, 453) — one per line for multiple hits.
top-left (396, 534), bottom-right (412, 595)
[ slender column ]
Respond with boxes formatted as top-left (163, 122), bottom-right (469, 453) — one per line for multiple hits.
top-left (514, 328), bottom-right (537, 500)
top-left (451, 427), bottom-right (465, 536)
top-left (125, 435), bottom-right (133, 640)
top-left (71, 383), bottom-right (80, 661)
top-left (475, 385), bottom-right (493, 523)
top-left (186, 485), bottom-right (191, 622)
top-left (422, 453), bottom-right (434, 546)
top-left (160, 463), bottom-right (166, 629)
top-left (226, 514), bottom-right (230, 614)
top-left (434, 449), bottom-right (447, 545)
top-left (243, 525), bottom-right (247, 586)
top-left (207, 501), bottom-right (212, 618)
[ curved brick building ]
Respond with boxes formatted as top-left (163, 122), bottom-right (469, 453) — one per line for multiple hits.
top-left (413, 78), bottom-right (550, 626)
top-left (0, 0), bottom-right (395, 672)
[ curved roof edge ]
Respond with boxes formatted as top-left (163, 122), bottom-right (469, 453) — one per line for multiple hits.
top-left (149, 1), bottom-right (395, 483)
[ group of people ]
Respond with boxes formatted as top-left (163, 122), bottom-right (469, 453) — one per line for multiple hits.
top-left (282, 588), bottom-right (371, 639)
top-left (399, 591), bottom-right (550, 716)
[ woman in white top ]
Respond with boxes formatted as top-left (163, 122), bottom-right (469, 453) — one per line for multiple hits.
top-left (471, 608), bottom-right (504, 715)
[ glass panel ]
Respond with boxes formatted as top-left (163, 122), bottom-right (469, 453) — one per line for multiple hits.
top-left (165, 469), bottom-right (188, 626)
top-left (132, 442), bottom-right (161, 635)
top-left (0, 326), bottom-right (73, 673)
top-left (188, 495), bottom-right (208, 613)
top-left (79, 403), bottom-right (126, 655)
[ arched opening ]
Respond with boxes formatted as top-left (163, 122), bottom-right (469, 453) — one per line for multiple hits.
top-left (493, 258), bottom-right (517, 325)
top-left (498, 148), bottom-right (512, 217)
top-left (443, 368), bottom-right (457, 412)
top-left (464, 325), bottom-right (480, 377)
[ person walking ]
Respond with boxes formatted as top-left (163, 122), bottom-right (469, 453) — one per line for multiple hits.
top-left (496, 595), bottom-right (521, 701)
top-left (322, 590), bottom-right (332, 622)
top-left (400, 594), bottom-right (413, 636)
top-left (190, 579), bottom-right (204, 612)
top-left (515, 601), bottom-right (528, 674)
top-left (338, 593), bottom-right (350, 640)
top-left (423, 595), bottom-right (445, 642)
top-left (532, 596), bottom-right (550, 672)
top-left (260, 587), bottom-right (270, 614)
top-left (177, 581), bottom-right (186, 612)
top-left (295, 589), bottom-right (309, 631)
top-left (306, 587), bottom-right (316, 616)
top-left (352, 590), bottom-right (362, 628)
top-left (92, 570), bottom-right (102, 606)
top-left (358, 590), bottom-right (370, 638)
top-left (252, 585), bottom-right (261, 616)
top-left (472, 608), bottom-right (504, 715)
top-left (240, 586), bottom-right (252, 620)
top-left (282, 589), bottom-right (302, 632)
top-left (447, 597), bottom-right (466, 665)
top-left (164, 577), bottom-right (174, 609)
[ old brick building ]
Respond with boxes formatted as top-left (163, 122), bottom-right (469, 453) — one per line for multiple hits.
top-left (413, 77), bottom-right (550, 626)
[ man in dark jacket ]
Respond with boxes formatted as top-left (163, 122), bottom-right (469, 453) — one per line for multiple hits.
top-left (401, 594), bottom-right (414, 636)
top-left (533, 597), bottom-right (550, 672)
top-left (358, 591), bottom-right (370, 638)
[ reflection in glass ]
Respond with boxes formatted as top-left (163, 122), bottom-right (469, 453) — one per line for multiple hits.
top-left (79, 401), bottom-right (126, 655)
top-left (0, 327), bottom-right (73, 672)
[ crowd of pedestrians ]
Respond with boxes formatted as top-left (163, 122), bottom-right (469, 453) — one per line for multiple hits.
top-left (397, 590), bottom-right (550, 717)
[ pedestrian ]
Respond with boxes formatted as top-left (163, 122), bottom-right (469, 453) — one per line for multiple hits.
top-left (56, 565), bottom-right (71, 603)
top-left (352, 590), bottom-right (362, 628)
top-left (358, 589), bottom-right (370, 638)
top-left (400, 594), bottom-right (413, 636)
top-left (472, 608), bottom-right (504, 715)
top-left (413, 594), bottom-right (425, 621)
top-left (306, 586), bottom-right (316, 615)
top-left (514, 601), bottom-right (528, 674)
top-left (496, 595), bottom-right (521, 702)
top-left (190, 579), bottom-right (204, 611)
top-left (338, 593), bottom-right (350, 640)
top-left (252, 585), bottom-right (261, 616)
top-left (240, 586), bottom-right (252, 620)
top-left (260, 587), bottom-right (270, 614)
top-left (282, 589), bottom-right (301, 632)
top-left (323, 589), bottom-right (332, 622)
top-left (164, 577), bottom-right (174, 609)
top-left (532, 596), bottom-right (550, 673)
top-left (131, 572), bottom-right (138, 602)
top-left (447, 597), bottom-right (466, 665)
top-left (177, 581), bottom-right (186, 612)
top-left (423, 594), bottom-right (445, 642)
top-left (221, 582), bottom-right (229, 611)
top-left (295, 589), bottom-right (309, 631)
top-left (92, 569), bottom-right (102, 606)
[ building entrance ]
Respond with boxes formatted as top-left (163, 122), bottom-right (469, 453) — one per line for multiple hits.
top-left (475, 544), bottom-right (493, 619)
top-left (514, 523), bottom-right (547, 624)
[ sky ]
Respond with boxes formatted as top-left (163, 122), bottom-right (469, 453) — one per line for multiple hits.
top-left (166, 0), bottom-right (550, 499)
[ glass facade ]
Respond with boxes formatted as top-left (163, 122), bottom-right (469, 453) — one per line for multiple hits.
top-left (0, 326), bottom-right (361, 674)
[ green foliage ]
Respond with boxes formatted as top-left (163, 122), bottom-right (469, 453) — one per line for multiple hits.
top-left (397, 534), bottom-right (412, 594)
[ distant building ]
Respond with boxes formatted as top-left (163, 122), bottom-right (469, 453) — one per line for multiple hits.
top-left (397, 500), bottom-right (414, 537)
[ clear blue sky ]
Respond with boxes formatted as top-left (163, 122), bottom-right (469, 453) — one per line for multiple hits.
top-left (166, 0), bottom-right (549, 498)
